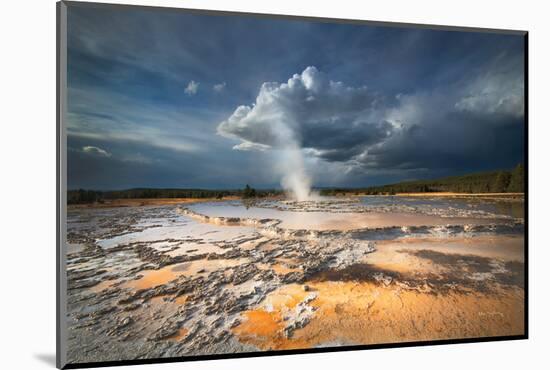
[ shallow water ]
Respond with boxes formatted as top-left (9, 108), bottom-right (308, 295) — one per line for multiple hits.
top-left (188, 197), bottom-right (518, 231)
top-left (96, 210), bottom-right (255, 249)
top-left (359, 195), bottom-right (523, 218)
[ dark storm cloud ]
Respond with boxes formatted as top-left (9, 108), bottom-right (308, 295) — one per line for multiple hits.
top-left (218, 55), bottom-right (524, 176)
top-left (356, 50), bottom-right (525, 174)
top-left (66, 3), bottom-right (525, 189)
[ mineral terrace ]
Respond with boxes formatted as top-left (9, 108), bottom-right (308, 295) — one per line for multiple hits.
top-left (65, 196), bottom-right (525, 364)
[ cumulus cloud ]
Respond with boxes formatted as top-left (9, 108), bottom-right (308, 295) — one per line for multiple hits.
top-left (213, 82), bottom-right (226, 92)
top-left (218, 66), bottom-right (393, 161)
top-left (184, 80), bottom-right (199, 95)
top-left (82, 145), bottom-right (111, 157)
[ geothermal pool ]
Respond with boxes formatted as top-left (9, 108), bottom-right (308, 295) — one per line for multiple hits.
top-left (65, 195), bottom-right (525, 364)
top-left (186, 196), bottom-right (522, 230)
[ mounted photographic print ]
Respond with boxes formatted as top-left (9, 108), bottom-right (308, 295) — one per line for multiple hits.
top-left (57, 1), bottom-right (528, 368)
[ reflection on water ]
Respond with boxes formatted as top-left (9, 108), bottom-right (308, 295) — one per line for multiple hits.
top-left (492, 201), bottom-right (524, 219)
top-left (188, 196), bottom-right (521, 231)
top-left (96, 212), bottom-right (255, 249)
top-left (360, 195), bottom-right (523, 218)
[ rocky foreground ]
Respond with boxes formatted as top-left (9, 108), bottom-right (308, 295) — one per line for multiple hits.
top-left (65, 198), bottom-right (525, 364)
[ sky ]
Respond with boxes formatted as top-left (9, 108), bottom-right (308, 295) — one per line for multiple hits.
top-left (66, 4), bottom-right (525, 190)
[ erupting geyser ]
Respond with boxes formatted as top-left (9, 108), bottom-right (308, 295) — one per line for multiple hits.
top-left (265, 114), bottom-right (314, 201)
top-left (277, 145), bottom-right (314, 202)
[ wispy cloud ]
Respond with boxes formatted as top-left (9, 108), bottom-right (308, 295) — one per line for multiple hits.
top-left (232, 141), bottom-right (270, 151)
top-left (213, 82), bottom-right (226, 93)
top-left (184, 80), bottom-right (199, 96)
top-left (66, 87), bottom-right (219, 153)
top-left (82, 145), bottom-right (111, 157)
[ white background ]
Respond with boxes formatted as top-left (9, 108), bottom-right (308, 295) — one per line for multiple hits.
top-left (1, 0), bottom-right (548, 368)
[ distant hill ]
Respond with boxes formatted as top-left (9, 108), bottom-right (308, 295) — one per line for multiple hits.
top-left (320, 164), bottom-right (524, 196)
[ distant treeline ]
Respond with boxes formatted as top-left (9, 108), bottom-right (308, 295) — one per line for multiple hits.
top-left (68, 165), bottom-right (525, 204)
top-left (67, 185), bottom-right (282, 204)
top-left (320, 164), bottom-right (525, 196)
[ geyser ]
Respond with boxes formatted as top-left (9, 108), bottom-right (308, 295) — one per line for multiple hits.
top-left (276, 143), bottom-right (314, 202)
top-left (269, 115), bottom-right (315, 201)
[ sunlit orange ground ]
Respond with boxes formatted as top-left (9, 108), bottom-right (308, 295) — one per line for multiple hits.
top-left (166, 327), bottom-right (189, 341)
top-left (123, 259), bottom-right (249, 290)
top-left (233, 282), bottom-right (524, 350)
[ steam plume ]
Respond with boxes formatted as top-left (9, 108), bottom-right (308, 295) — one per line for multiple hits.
top-left (262, 110), bottom-right (314, 201)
